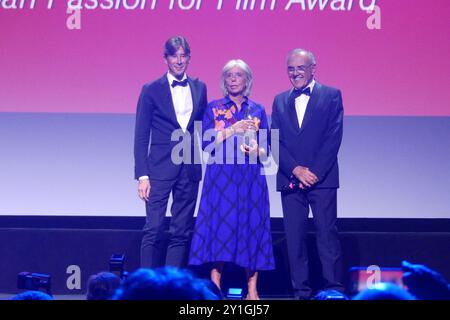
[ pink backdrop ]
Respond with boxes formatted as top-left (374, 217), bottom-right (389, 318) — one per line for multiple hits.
top-left (1, 0), bottom-right (449, 115)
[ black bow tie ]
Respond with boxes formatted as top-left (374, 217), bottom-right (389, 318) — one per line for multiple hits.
top-left (292, 87), bottom-right (311, 98)
top-left (171, 79), bottom-right (188, 88)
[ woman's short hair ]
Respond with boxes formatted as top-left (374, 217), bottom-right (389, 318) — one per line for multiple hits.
top-left (220, 59), bottom-right (253, 97)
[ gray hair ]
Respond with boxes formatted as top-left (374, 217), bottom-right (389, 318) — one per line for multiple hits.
top-left (220, 59), bottom-right (253, 97)
top-left (286, 48), bottom-right (316, 65)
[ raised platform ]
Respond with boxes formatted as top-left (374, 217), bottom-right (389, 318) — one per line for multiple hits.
top-left (1, 217), bottom-right (449, 297)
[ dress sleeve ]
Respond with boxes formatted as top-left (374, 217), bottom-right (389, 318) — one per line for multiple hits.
top-left (202, 102), bottom-right (217, 152)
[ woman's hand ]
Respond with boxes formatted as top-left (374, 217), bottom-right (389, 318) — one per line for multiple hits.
top-left (232, 120), bottom-right (256, 135)
top-left (240, 139), bottom-right (259, 155)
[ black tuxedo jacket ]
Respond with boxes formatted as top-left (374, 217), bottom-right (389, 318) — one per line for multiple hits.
top-left (271, 81), bottom-right (343, 191)
top-left (134, 74), bottom-right (207, 181)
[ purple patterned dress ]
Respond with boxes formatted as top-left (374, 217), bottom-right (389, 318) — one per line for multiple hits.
top-left (189, 97), bottom-right (275, 271)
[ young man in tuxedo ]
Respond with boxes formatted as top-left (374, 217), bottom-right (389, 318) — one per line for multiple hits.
top-left (134, 36), bottom-right (207, 268)
top-left (271, 49), bottom-right (344, 299)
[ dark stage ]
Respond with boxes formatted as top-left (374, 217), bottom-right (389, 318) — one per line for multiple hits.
top-left (1, 217), bottom-right (449, 298)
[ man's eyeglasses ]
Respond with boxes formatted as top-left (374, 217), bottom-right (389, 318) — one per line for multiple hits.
top-left (287, 64), bottom-right (314, 74)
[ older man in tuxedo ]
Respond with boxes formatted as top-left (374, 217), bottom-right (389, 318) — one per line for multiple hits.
top-left (271, 49), bottom-right (344, 299)
top-left (134, 36), bottom-right (207, 268)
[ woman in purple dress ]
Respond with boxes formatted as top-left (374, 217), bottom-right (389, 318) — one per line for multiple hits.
top-left (189, 59), bottom-right (275, 300)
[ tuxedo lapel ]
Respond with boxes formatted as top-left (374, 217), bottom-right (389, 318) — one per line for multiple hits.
top-left (285, 90), bottom-right (301, 134)
top-left (299, 82), bottom-right (321, 135)
top-left (186, 77), bottom-right (198, 129)
top-left (159, 75), bottom-right (180, 128)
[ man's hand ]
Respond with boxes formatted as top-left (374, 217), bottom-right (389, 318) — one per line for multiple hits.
top-left (138, 179), bottom-right (151, 202)
top-left (292, 166), bottom-right (318, 188)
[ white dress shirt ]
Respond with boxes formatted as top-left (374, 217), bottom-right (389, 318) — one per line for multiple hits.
top-left (167, 72), bottom-right (193, 133)
top-left (295, 79), bottom-right (316, 129)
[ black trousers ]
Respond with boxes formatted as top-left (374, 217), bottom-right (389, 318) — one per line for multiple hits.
top-left (281, 188), bottom-right (344, 297)
top-left (141, 166), bottom-right (199, 269)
